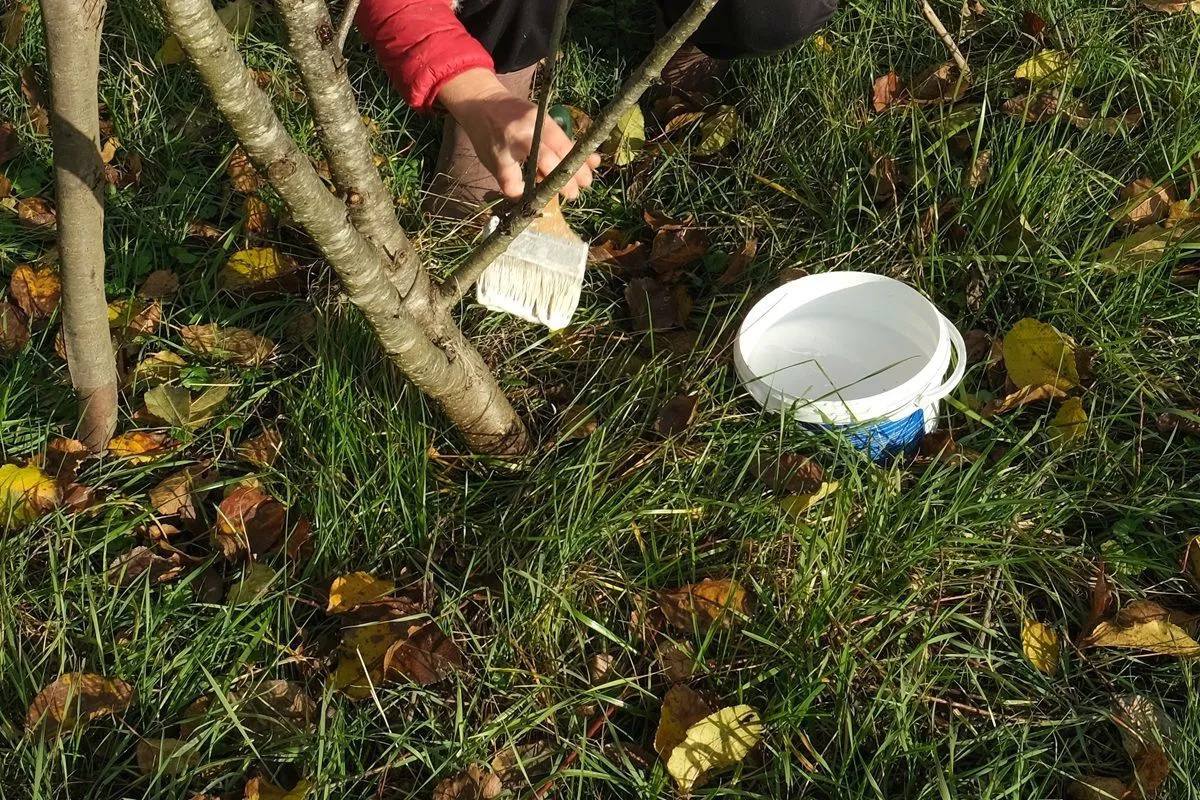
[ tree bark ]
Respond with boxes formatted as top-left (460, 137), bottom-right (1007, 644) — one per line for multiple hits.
top-left (160, 0), bottom-right (527, 453)
top-left (438, 0), bottom-right (720, 306)
top-left (41, 0), bottom-right (118, 451)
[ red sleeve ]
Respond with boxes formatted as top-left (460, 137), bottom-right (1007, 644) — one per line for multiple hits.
top-left (356, 0), bottom-right (495, 113)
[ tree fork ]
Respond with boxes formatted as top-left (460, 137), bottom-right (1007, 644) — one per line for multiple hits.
top-left (41, 0), bottom-right (118, 451)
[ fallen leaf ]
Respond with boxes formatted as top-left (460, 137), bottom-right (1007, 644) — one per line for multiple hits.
top-left (330, 618), bottom-right (405, 699)
top-left (148, 463), bottom-right (213, 520)
top-left (779, 480), bottom-right (840, 518)
top-left (125, 350), bottom-right (187, 389)
top-left (1084, 560), bottom-right (1115, 636)
top-left (662, 110), bottom-right (706, 137)
top-left (625, 278), bottom-right (691, 331)
top-left (602, 105), bottom-right (645, 166)
top-left (963, 149), bottom-right (992, 189)
top-left (144, 383), bottom-right (230, 429)
top-left (1022, 618), bottom-right (1060, 675)
top-left (872, 72), bottom-right (905, 112)
top-left (107, 431), bottom-right (175, 463)
top-left (226, 562), bottom-right (277, 605)
top-left (1114, 694), bottom-right (1174, 798)
top-left (36, 438), bottom-right (89, 483)
top-left (433, 765), bottom-right (503, 800)
top-left (1066, 777), bottom-right (1132, 800)
top-left (0, 302), bottom-right (29, 354)
top-left (158, 0), bottom-right (254, 64)
top-left (214, 485), bottom-right (288, 559)
top-left (1140, 0), bottom-right (1200, 12)
top-left (1157, 410), bottom-right (1200, 437)
top-left (1003, 318), bottom-right (1080, 392)
top-left (232, 679), bottom-right (316, 734)
top-left (20, 66), bottom-right (48, 135)
top-left (659, 577), bottom-right (750, 633)
top-left (869, 152), bottom-right (901, 205)
top-left (1049, 396), bottom-right (1089, 451)
top-left (108, 544), bottom-right (192, 585)
top-left (16, 196), bottom-right (56, 228)
top-left (655, 393), bottom-right (698, 437)
top-left (9, 264), bottom-right (61, 319)
top-left (649, 222), bottom-right (709, 277)
top-left (26, 673), bottom-right (134, 738)
top-left (1, 3), bottom-right (26, 51)
top-left (181, 323), bottom-right (275, 367)
top-left (243, 195), bottom-right (275, 234)
top-left (107, 297), bottom-right (161, 339)
top-left (716, 238), bottom-right (757, 286)
top-left (1098, 216), bottom-right (1200, 272)
top-left (244, 776), bottom-right (311, 800)
top-left (750, 451), bottom-right (824, 494)
top-left (0, 463), bottom-right (59, 526)
top-left (909, 62), bottom-right (970, 104)
top-left (588, 230), bottom-right (646, 276)
top-left (139, 269), bottom-right (180, 300)
top-left (219, 247), bottom-right (301, 291)
top-left (136, 736), bottom-right (198, 776)
top-left (1002, 93), bottom-right (1140, 135)
top-left (0, 121), bottom-right (18, 164)
top-left (981, 383), bottom-right (1067, 417)
top-left (558, 404), bottom-right (598, 441)
top-left (238, 428), bottom-right (283, 468)
top-left (656, 640), bottom-right (696, 683)
top-left (811, 33), bottom-right (833, 54)
top-left (327, 572), bottom-right (394, 614)
top-left (654, 684), bottom-right (712, 762)
top-left (0, 174), bottom-right (10, 197)
top-left (1015, 49), bottom-right (1073, 87)
top-left (187, 220), bottom-right (225, 241)
top-left (1021, 10), bottom-right (1048, 36)
top-left (489, 741), bottom-right (556, 785)
top-left (1086, 599), bottom-right (1200, 657)
top-left (383, 621), bottom-right (465, 685)
top-left (1111, 178), bottom-right (1176, 229)
top-left (664, 705), bottom-right (763, 793)
top-left (694, 105), bottom-right (739, 156)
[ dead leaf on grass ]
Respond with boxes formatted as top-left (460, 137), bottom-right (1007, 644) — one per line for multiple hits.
top-left (1066, 776), bottom-right (1132, 800)
top-left (655, 393), bottom-right (698, 437)
top-left (659, 577), bottom-right (750, 633)
top-left (750, 451), bottom-right (823, 494)
top-left (717, 238), bottom-right (757, 286)
top-left (139, 270), bottom-right (180, 300)
top-left (243, 195), bottom-right (275, 235)
top-left (0, 121), bottom-right (18, 164)
top-left (0, 302), bottom-right (29, 354)
top-left (330, 617), bottom-right (406, 699)
top-left (1022, 618), bottom-right (1061, 675)
top-left (136, 736), bottom-right (198, 776)
top-left (26, 673), bottom-right (134, 737)
top-left (869, 152), bottom-right (902, 205)
top-left (144, 383), bottom-right (230, 430)
top-left (433, 764), bottom-right (503, 800)
top-left (1003, 318), bottom-right (1080, 392)
top-left (219, 246), bottom-right (301, 291)
top-left (625, 278), bottom-right (691, 331)
top-left (0, 463), bottom-right (59, 526)
top-left (148, 463), bottom-right (213, 520)
top-left (654, 684), bottom-right (712, 762)
top-left (383, 621), bottom-right (465, 685)
top-left (1140, 0), bottom-right (1200, 12)
top-left (1085, 599), bottom-right (1200, 657)
top-left (558, 404), bottom-right (598, 441)
top-left (244, 775), bottom-right (311, 800)
top-left (694, 105), bottom-right (740, 156)
top-left (226, 562), bottom-right (277, 605)
top-left (1157, 410), bottom-right (1200, 437)
top-left (664, 704), bottom-right (763, 793)
top-left (107, 545), bottom-right (193, 586)
top-left (909, 62), bottom-right (970, 104)
top-left (1111, 178), bottom-right (1177, 229)
top-left (1098, 215), bottom-right (1200, 272)
top-left (181, 323), bottom-right (275, 367)
top-left (327, 571), bottom-right (394, 614)
top-left (588, 230), bottom-right (646, 276)
top-left (1114, 693), bottom-right (1175, 798)
top-left (107, 297), bottom-right (161, 340)
top-left (20, 65), bottom-right (48, 135)
top-left (963, 149), bottom-right (992, 189)
top-left (107, 431), bottom-right (176, 463)
top-left (981, 383), bottom-right (1067, 417)
top-left (214, 485), bottom-right (288, 559)
top-left (779, 480), bottom-right (840, 518)
top-left (125, 350), bottom-right (187, 389)
top-left (9, 264), bottom-right (61, 319)
top-left (649, 221), bottom-right (708, 277)
top-left (238, 428), bottom-right (283, 468)
top-left (1049, 396), bottom-right (1089, 451)
top-left (16, 196), bottom-right (56, 228)
top-left (872, 72), bottom-right (905, 112)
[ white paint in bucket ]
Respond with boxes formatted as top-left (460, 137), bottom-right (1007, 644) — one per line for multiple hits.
top-left (734, 272), bottom-right (966, 457)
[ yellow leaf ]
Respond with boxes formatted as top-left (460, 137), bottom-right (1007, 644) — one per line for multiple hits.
top-left (1140, 0), bottom-right (1200, 13)
top-left (144, 383), bottom-right (229, 430)
top-left (157, 0), bottom-right (254, 65)
top-left (136, 736), bottom-right (198, 776)
top-left (327, 571), bottom-right (394, 614)
top-left (181, 323), bottom-right (275, 367)
top-left (659, 577), bottom-right (751, 633)
top-left (811, 34), bottom-right (833, 54)
top-left (654, 685), bottom-right (712, 762)
top-left (602, 105), bottom-right (645, 166)
top-left (1002, 318), bottom-right (1080, 391)
top-left (779, 480), bottom-right (839, 519)
top-left (1049, 397), bottom-right (1089, 451)
top-left (25, 672), bottom-right (134, 737)
top-left (1066, 777), bottom-right (1132, 800)
top-left (219, 247), bottom-right (300, 291)
top-left (0, 463), bottom-right (59, 526)
top-left (330, 620), bottom-right (404, 699)
top-left (695, 106), bottom-right (739, 156)
top-left (245, 776), bottom-right (312, 800)
top-left (665, 705), bottom-right (763, 793)
top-left (9, 263), bottom-right (61, 319)
top-left (225, 562), bottom-right (277, 606)
top-left (1098, 216), bottom-right (1200, 272)
top-left (237, 428), bottom-right (283, 468)
top-left (107, 431), bottom-right (175, 464)
top-left (125, 350), bottom-right (187, 389)
top-left (1014, 49), bottom-right (1073, 87)
top-left (1021, 618), bottom-right (1060, 675)
top-left (1087, 600), bottom-right (1200, 657)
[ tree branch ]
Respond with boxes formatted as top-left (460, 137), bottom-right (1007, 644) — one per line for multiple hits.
top-left (334, 0), bottom-right (359, 51)
top-left (275, 0), bottom-right (428, 313)
top-left (438, 0), bottom-right (720, 307)
top-left (42, 0), bottom-right (117, 450)
top-left (160, 0), bottom-right (526, 453)
top-left (521, 0), bottom-right (571, 204)
top-left (920, 0), bottom-right (969, 74)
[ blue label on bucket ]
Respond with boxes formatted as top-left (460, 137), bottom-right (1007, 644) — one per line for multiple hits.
top-left (810, 408), bottom-right (926, 461)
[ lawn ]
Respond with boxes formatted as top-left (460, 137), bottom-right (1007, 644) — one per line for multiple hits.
top-left (2, 0), bottom-right (1200, 797)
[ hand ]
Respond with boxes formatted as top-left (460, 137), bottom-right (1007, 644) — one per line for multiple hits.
top-left (437, 68), bottom-right (601, 202)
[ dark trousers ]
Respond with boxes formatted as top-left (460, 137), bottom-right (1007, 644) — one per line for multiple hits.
top-left (457, 0), bottom-right (838, 75)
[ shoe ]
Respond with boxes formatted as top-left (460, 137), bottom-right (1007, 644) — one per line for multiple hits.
top-left (424, 63), bottom-right (538, 222)
top-left (660, 44), bottom-right (728, 98)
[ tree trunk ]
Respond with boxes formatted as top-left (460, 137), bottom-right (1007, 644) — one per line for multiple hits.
top-left (41, 0), bottom-right (118, 451)
top-left (160, 0), bottom-right (527, 454)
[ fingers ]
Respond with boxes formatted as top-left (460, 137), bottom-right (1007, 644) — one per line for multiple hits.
top-left (495, 162), bottom-right (526, 200)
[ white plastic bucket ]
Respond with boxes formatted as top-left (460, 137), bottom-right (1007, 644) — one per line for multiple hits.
top-left (733, 272), bottom-right (966, 459)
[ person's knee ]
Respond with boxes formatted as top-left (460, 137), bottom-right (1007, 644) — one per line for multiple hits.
top-left (736, 0), bottom-right (837, 55)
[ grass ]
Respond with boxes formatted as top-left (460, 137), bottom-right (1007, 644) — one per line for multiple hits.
top-left (3, 0), bottom-right (1200, 797)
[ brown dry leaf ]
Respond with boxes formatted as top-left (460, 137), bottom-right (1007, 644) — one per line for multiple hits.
top-left (1140, 0), bottom-right (1200, 12)
top-left (1086, 599), bottom-right (1200, 657)
top-left (654, 684), bottom-right (713, 762)
top-left (663, 110), bottom-right (707, 137)
top-left (20, 65), bottom-right (48, 135)
top-left (433, 764), bottom-right (503, 800)
top-left (656, 640), bottom-right (696, 683)
top-left (0, 174), bottom-right (11, 198)
top-left (0, 301), bottom-right (30, 354)
top-left (9, 264), bottom-right (61, 319)
top-left (490, 741), bottom-right (556, 785)
top-left (60, 482), bottom-right (98, 514)
top-left (107, 298), bottom-right (161, 340)
top-left (1066, 777), bottom-right (1132, 800)
top-left (244, 776), bottom-right (312, 800)
top-left (107, 431), bottom-right (175, 464)
top-left (136, 736), bottom-right (197, 776)
top-left (330, 618), bottom-right (406, 699)
top-left (1113, 694), bottom-right (1175, 799)
top-left (649, 222), bottom-right (709, 277)
top-left (872, 71), bottom-right (906, 112)
top-left (214, 485), bottom-right (287, 559)
top-left (149, 463), bottom-right (213, 520)
top-left (869, 153), bottom-right (901, 205)
top-left (16, 196), bottom-right (56, 228)
top-left (1099, 215), bottom-right (1200, 272)
top-left (625, 278), bottom-right (691, 331)
top-left (1002, 93), bottom-right (1141, 135)
top-left (909, 62), bottom-right (970, 104)
top-left (232, 679), bottom-right (316, 734)
top-left (125, 350), bottom-right (187, 390)
top-left (1, 3), bottom-right (27, 50)
top-left (655, 393), bottom-right (698, 437)
top-left (1084, 560), bottom-right (1116, 636)
top-left (26, 673), bottom-right (134, 737)
top-left (1111, 178), bottom-right (1176, 229)
top-left (187, 220), bottom-right (225, 241)
top-left (383, 621), bottom-right (465, 685)
top-left (750, 451), bottom-right (824, 494)
top-left (0, 121), bottom-right (18, 164)
top-left (243, 195), bottom-right (275, 235)
top-left (963, 149), bottom-right (992, 190)
top-left (981, 383), bottom-right (1067, 417)
top-left (227, 146), bottom-right (262, 194)
top-left (327, 572), bottom-right (394, 614)
top-left (238, 428), bottom-right (283, 468)
top-left (1021, 10), bottom-right (1048, 36)
top-left (588, 230), bottom-right (646, 276)
top-left (107, 545), bottom-right (193, 586)
top-left (103, 151), bottom-right (143, 189)
top-left (181, 323), bottom-right (276, 367)
top-left (139, 270), bottom-right (180, 300)
top-left (717, 238), bottom-right (758, 286)
top-left (558, 404), bottom-right (598, 441)
top-left (1157, 410), bottom-right (1200, 437)
top-left (659, 577), bottom-right (750, 633)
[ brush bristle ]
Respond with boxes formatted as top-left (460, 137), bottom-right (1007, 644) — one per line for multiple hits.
top-left (477, 229), bottom-right (587, 329)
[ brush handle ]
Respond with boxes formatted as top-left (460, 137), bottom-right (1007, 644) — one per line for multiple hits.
top-left (530, 195), bottom-right (577, 240)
